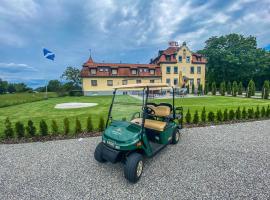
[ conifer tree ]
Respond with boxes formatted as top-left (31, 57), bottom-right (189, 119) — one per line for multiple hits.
top-left (193, 110), bottom-right (199, 124)
top-left (211, 82), bottom-right (216, 95)
top-left (4, 117), bottom-right (14, 139)
top-left (238, 82), bottom-right (243, 95)
top-left (227, 81), bottom-right (232, 95)
top-left (15, 121), bottom-right (25, 139)
top-left (63, 118), bottom-right (70, 135)
top-left (51, 120), bottom-right (59, 135)
top-left (219, 81), bottom-right (226, 96)
top-left (235, 107), bottom-right (241, 120)
top-left (39, 120), bottom-right (48, 136)
top-left (216, 110), bottom-right (223, 122)
top-left (26, 120), bottom-right (36, 137)
top-left (254, 106), bottom-right (260, 119)
top-left (201, 107), bottom-right (206, 123)
top-left (242, 107), bottom-right (247, 119)
top-left (98, 117), bottom-right (105, 131)
top-left (261, 107), bottom-right (266, 118)
top-left (75, 118), bottom-right (82, 135)
top-left (185, 109), bottom-right (191, 124)
top-left (229, 109), bottom-right (235, 120)
top-left (232, 81), bottom-right (238, 97)
top-left (262, 80), bottom-right (269, 99)
top-left (223, 109), bottom-right (228, 121)
top-left (86, 116), bottom-right (94, 132)
top-left (207, 111), bottom-right (215, 122)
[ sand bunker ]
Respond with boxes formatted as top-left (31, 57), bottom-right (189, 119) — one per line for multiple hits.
top-left (55, 102), bottom-right (98, 109)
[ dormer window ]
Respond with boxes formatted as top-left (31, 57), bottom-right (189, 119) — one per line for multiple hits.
top-left (165, 55), bottom-right (171, 61)
top-left (111, 69), bottom-right (117, 75)
top-left (99, 68), bottom-right (104, 72)
top-left (150, 69), bottom-right (155, 75)
top-left (144, 68), bottom-right (149, 72)
top-left (131, 69), bottom-right (137, 75)
top-left (90, 69), bottom-right (96, 75)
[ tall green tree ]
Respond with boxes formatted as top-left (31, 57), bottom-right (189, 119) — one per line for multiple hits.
top-left (247, 80), bottom-right (256, 97)
top-left (238, 82), bottom-right (243, 95)
top-left (262, 80), bottom-right (269, 99)
top-left (211, 82), bottom-right (216, 95)
top-left (227, 81), bottom-right (232, 95)
top-left (219, 81), bottom-right (226, 96)
top-left (61, 66), bottom-right (81, 87)
top-left (232, 81), bottom-right (238, 97)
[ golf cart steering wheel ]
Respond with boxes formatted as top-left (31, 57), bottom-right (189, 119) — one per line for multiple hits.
top-left (145, 106), bottom-right (156, 116)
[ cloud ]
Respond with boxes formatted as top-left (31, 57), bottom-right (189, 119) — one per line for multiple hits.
top-left (0, 62), bottom-right (37, 73)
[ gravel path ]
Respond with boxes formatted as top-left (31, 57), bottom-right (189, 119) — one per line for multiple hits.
top-left (1, 120), bottom-right (270, 199)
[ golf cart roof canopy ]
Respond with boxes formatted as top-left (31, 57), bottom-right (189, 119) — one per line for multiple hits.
top-left (114, 83), bottom-right (170, 89)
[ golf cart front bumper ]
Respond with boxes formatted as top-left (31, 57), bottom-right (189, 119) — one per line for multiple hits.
top-left (101, 143), bottom-right (122, 163)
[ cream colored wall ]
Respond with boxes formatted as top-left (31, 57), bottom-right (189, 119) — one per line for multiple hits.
top-left (161, 45), bottom-right (205, 89)
top-left (83, 77), bottom-right (161, 91)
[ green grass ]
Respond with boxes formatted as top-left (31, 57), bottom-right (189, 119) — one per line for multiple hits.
top-left (0, 92), bottom-right (58, 108)
top-left (0, 95), bottom-right (269, 138)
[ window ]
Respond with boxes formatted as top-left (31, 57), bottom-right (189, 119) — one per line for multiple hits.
top-left (99, 68), bottom-right (104, 72)
top-left (190, 66), bottom-right (194, 74)
top-left (197, 66), bottom-right (201, 74)
top-left (139, 69), bottom-right (143, 72)
top-left (90, 69), bottom-right (96, 75)
top-left (186, 56), bottom-right (190, 63)
top-left (165, 55), bottom-right (171, 61)
top-left (189, 78), bottom-right (194, 86)
top-left (150, 69), bottom-right (155, 75)
top-left (182, 66), bottom-right (186, 73)
top-left (136, 79), bottom-right (141, 84)
top-left (174, 66), bottom-right (178, 74)
top-left (131, 69), bottom-right (137, 75)
top-left (197, 78), bottom-right (201, 86)
top-left (178, 56), bottom-right (182, 62)
top-left (91, 80), bottom-right (97, 86)
top-left (122, 80), bottom-right (127, 85)
top-left (105, 68), bottom-right (109, 72)
top-left (107, 80), bottom-right (113, 86)
top-left (144, 68), bottom-right (149, 72)
top-left (166, 66), bottom-right (171, 74)
top-left (174, 78), bottom-right (178, 85)
top-left (172, 54), bottom-right (176, 59)
top-left (112, 69), bottom-right (117, 75)
top-left (150, 80), bottom-right (155, 83)
top-left (166, 78), bottom-right (171, 85)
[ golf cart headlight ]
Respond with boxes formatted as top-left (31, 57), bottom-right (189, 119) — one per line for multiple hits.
top-left (115, 145), bottom-right (120, 149)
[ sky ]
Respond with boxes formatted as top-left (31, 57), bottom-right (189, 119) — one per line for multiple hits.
top-left (0, 0), bottom-right (270, 88)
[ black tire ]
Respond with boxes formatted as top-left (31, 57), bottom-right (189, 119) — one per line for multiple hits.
top-left (172, 128), bottom-right (181, 144)
top-left (124, 153), bottom-right (143, 183)
top-left (94, 142), bottom-right (107, 163)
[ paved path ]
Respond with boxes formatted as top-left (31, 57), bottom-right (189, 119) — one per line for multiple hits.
top-left (1, 120), bottom-right (270, 199)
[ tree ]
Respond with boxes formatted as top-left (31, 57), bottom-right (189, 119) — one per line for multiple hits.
top-left (47, 80), bottom-right (62, 92)
top-left (255, 106), bottom-right (260, 119)
top-left (262, 80), bottom-right (269, 99)
top-left (75, 118), bottom-right (82, 135)
top-left (198, 34), bottom-right (270, 85)
top-left (201, 107), bottom-right (206, 123)
top-left (211, 82), bottom-right (216, 95)
top-left (248, 108), bottom-right (254, 119)
top-left (26, 120), bottom-right (36, 137)
top-left (223, 109), bottom-right (228, 121)
top-left (7, 84), bottom-right (16, 93)
top-left (216, 110), bottom-right (223, 122)
top-left (39, 120), bottom-right (48, 136)
top-left (229, 109), bottom-right (235, 121)
top-left (15, 122), bottom-right (25, 139)
top-left (197, 84), bottom-right (203, 96)
top-left (185, 109), bottom-right (191, 124)
top-left (266, 105), bottom-right (270, 118)
top-left (235, 107), bottom-right (241, 120)
top-left (86, 116), bottom-right (94, 132)
top-left (242, 107), bottom-right (247, 119)
top-left (192, 84), bottom-right (195, 94)
top-left (14, 83), bottom-right (29, 92)
top-left (61, 66), bottom-right (81, 87)
top-left (193, 111), bottom-right (199, 124)
top-left (63, 118), bottom-right (70, 135)
top-left (98, 117), bottom-right (105, 131)
top-left (0, 79), bottom-right (8, 94)
top-left (205, 83), bottom-right (209, 95)
top-left (219, 81), bottom-right (226, 96)
top-left (261, 107), bottom-right (266, 118)
top-left (238, 82), bottom-right (243, 95)
top-left (232, 81), bottom-right (238, 97)
top-left (51, 120), bottom-right (59, 135)
top-left (4, 117), bottom-right (14, 139)
top-left (186, 84), bottom-right (189, 94)
top-left (227, 81), bottom-right (232, 95)
top-left (247, 80), bottom-right (255, 97)
top-left (207, 111), bottom-right (215, 122)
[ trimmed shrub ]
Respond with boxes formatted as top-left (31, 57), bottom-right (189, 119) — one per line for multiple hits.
top-left (232, 81), bottom-right (238, 97)
top-left (39, 120), bottom-right (48, 136)
top-left (262, 80), bottom-right (270, 99)
top-left (26, 120), bottom-right (36, 137)
top-left (4, 117), bottom-right (14, 139)
top-left (63, 118), bottom-right (70, 135)
top-left (223, 109), bottom-right (228, 121)
top-left (216, 110), bottom-right (223, 122)
top-left (185, 109), bottom-right (191, 124)
top-left (227, 81), bottom-right (232, 95)
top-left (122, 117), bottom-right (127, 121)
top-left (255, 106), bottom-right (260, 119)
top-left (219, 81), bottom-right (226, 96)
top-left (208, 111), bottom-right (215, 122)
top-left (205, 83), bottom-right (209, 95)
top-left (229, 109), bottom-right (235, 121)
top-left (51, 120), bottom-right (59, 135)
top-left (98, 117), bottom-right (105, 131)
top-left (193, 110), bottom-right (199, 124)
top-left (235, 107), bottom-right (241, 120)
top-left (248, 108), bottom-right (254, 119)
top-left (247, 80), bottom-right (255, 97)
top-left (201, 107), bottom-right (206, 123)
top-left (211, 82), bottom-right (216, 95)
top-left (75, 118), bottom-right (82, 135)
top-left (242, 107), bottom-right (247, 119)
top-left (266, 105), bottom-right (270, 118)
top-left (238, 82), bottom-right (243, 95)
top-left (86, 116), bottom-right (93, 132)
top-left (198, 84), bottom-right (203, 95)
top-left (192, 84), bottom-right (195, 94)
top-left (261, 107), bottom-right (266, 118)
top-left (15, 121), bottom-right (25, 139)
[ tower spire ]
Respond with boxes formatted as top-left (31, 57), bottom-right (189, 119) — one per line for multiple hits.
top-left (88, 49), bottom-right (94, 63)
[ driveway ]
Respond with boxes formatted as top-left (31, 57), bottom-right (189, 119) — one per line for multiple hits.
top-left (0, 120), bottom-right (270, 199)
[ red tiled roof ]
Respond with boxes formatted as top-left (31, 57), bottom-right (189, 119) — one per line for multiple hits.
top-left (81, 58), bottom-right (161, 78)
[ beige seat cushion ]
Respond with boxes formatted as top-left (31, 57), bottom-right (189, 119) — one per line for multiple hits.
top-left (147, 105), bottom-right (171, 117)
top-left (131, 118), bottom-right (166, 132)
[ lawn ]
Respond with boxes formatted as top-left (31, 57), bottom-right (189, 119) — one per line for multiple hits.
top-left (0, 92), bottom-right (58, 108)
top-left (0, 95), bottom-right (269, 138)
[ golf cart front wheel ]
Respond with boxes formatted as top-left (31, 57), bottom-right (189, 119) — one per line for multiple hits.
top-left (94, 142), bottom-right (107, 163)
top-left (172, 129), bottom-right (181, 144)
top-left (124, 153), bottom-right (143, 183)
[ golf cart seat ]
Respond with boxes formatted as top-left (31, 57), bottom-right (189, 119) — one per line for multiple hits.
top-left (147, 105), bottom-right (171, 117)
top-left (131, 118), bottom-right (166, 132)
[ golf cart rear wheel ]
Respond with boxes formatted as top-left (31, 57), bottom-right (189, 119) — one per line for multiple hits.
top-left (172, 129), bottom-right (181, 144)
top-left (124, 153), bottom-right (143, 183)
top-left (94, 142), bottom-right (107, 163)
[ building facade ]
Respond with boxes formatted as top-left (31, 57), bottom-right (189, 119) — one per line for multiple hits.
top-left (81, 42), bottom-right (206, 95)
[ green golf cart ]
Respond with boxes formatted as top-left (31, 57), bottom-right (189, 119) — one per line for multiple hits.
top-left (94, 83), bottom-right (183, 183)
